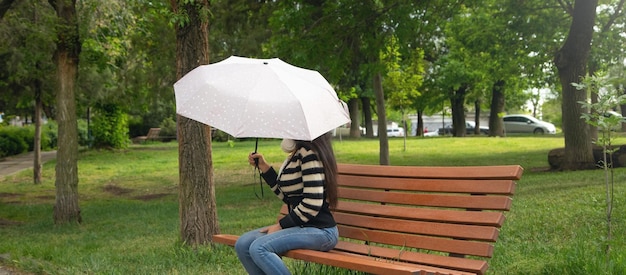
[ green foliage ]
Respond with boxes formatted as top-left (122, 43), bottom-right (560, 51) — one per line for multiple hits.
top-left (91, 104), bottom-right (129, 149)
top-left (575, 71), bottom-right (626, 266)
top-left (212, 130), bottom-right (231, 142)
top-left (78, 0), bottom-right (176, 139)
top-left (43, 121), bottom-right (58, 149)
top-left (0, 0), bottom-right (56, 118)
top-left (0, 130), bottom-right (27, 157)
top-left (158, 117), bottom-right (177, 139)
top-left (0, 123), bottom-right (58, 158)
top-left (381, 37), bottom-right (424, 112)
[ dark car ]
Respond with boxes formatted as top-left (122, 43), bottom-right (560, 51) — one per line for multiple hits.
top-left (438, 121), bottom-right (489, 135)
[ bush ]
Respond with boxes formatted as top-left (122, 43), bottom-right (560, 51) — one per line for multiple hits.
top-left (0, 123), bottom-right (60, 158)
top-left (159, 117), bottom-right (177, 141)
top-left (91, 104), bottom-right (129, 149)
top-left (43, 121), bottom-right (58, 149)
top-left (0, 129), bottom-right (28, 157)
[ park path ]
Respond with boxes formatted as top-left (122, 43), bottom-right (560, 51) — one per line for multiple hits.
top-left (0, 151), bottom-right (57, 179)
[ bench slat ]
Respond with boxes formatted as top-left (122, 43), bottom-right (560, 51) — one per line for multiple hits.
top-left (338, 188), bottom-right (513, 210)
top-left (212, 233), bottom-right (238, 246)
top-left (339, 175), bottom-right (516, 195)
top-left (336, 201), bottom-right (507, 227)
top-left (333, 241), bottom-right (487, 275)
top-left (337, 225), bottom-right (494, 257)
top-left (285, 249), bottom-right (475, 275)
top-left (338, 163), bottom-right (523, 180)
top-left (333, 212), bottom-right (499, 242)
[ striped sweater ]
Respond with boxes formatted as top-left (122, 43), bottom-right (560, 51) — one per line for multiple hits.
top-left (261, 144), bottom-right (336, 229)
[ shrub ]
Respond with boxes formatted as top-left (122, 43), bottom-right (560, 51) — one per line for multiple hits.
top-left (91, 104), bottom-right (129, 149)
top-left (0, 129), bottom-right (28, 157)
top-left (43, 121), bottom-right (58, 149)
top-left (159, 117), bottom-right (177, 141)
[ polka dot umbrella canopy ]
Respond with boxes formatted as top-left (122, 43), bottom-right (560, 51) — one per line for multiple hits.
top-left (174, 56), bottom-right (351, 141)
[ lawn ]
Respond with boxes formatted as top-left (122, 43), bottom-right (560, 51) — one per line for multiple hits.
top-left (1, 135), bottom-right (625, 274)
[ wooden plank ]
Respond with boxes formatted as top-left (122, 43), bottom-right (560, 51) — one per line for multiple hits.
top-left (338, 188), bottom-right (513, 210)
top-left (284, 249), bottom-right (476, 275)
top-left (336, 201), bottom-right (507, 227)
top-left (212, 234), bottom-right (238, 246)
top-left (337, 225), bottom-right (494, 257)
top-left (338, 163), bottom-right (524, 180)
top-left (333, 212), bottom-right (499, 242)
top-left (333, 241), bottom-right (488, 275)
top-left (338, 175), bottom-right (516, 195)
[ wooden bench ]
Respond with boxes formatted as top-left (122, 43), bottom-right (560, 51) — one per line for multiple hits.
top-left (213, 163), bottom-right (523, 275)
top-left (132, 128), bottom-right (161, 143)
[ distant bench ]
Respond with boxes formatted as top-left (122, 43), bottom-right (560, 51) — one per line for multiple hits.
top-left (132, 128), bottom-right (162, 143)
top-left (213, 163), bottom-right (523, 275)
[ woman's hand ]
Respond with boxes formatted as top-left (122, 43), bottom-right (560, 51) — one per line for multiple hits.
top-left (259, 224), bottom-right (282, 234)
top-left (248, 152), bottom-right (270, 173)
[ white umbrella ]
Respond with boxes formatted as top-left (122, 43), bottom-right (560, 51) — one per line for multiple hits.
top-left (174, 56), bottom-right (350, 141)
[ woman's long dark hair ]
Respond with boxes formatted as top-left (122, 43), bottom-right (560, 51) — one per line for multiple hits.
top-left (297, 132), bottom-right (338, 209)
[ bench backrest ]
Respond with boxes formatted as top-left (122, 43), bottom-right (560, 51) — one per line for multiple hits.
top-left (146, 128), bottom-right (161, 139)
top-left (280, 163), bottom-right (523, 274)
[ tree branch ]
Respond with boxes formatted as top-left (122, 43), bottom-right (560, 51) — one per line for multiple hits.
top-left (601, 0), bottom-right (626, 33)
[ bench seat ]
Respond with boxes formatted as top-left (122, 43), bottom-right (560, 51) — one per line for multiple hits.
top-left (213, 163), bottom-right (523, 275)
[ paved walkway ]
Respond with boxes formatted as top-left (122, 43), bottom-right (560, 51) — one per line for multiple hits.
top-left (0, 150), bottom-right (57, 178)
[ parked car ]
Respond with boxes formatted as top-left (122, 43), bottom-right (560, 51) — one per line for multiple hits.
top-left (503, 114), bottom-right (556, 134)
top-left (438, 121), bottom-right (489, 135)
top-left (387, 127), bottom-right (405, 137)
top-left (333, 125), bottom-right (365, 137)
top-left (423, 127), bottom-right (439, 137)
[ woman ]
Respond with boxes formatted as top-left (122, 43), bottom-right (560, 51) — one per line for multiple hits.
top-left (235, 132), bottom-right (339, 275)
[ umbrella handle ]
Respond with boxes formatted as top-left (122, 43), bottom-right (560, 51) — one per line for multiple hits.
top-left (254, 138), bottom-right (259, 167)
top-left (253, 138), bottom-right (263, 199)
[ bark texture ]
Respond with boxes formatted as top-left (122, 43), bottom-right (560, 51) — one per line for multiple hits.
top-left (173, 0), bottom-right (219, 246)
top-left (50, 0), bottom-right (81, 224)
top-left (450, 85), bottom-right (467, 137)
top-left (373, 72), bottom-right (389, 165)
top-left (553, 0), bottom-right (598, 170)
top-left (489, 80), bottom-right (505, 137)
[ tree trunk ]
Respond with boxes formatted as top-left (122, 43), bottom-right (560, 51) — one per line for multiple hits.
top-left (173, 0), bottom-right (219, 246)
top-left (361, 97), bottom-right (374, 138)
top-left (621, 87), bottom-right (626, 132)
top-left (34, 80), bottom-right (43, 184)
top-left (473, 99), bottom-right (481, 135)
top-left (450, 85), bottom-right (467, 137)
top-left (416, 109), bottom-right (424, 136)
top-left (50, 0), bottom-right (81, 224)
top-left (489, 80), bottom-right (505, 137)
top-left (553, 0), bottom-right (598, 170)
top-left (348, 98), bottom-right (360, 138)
top-left (373, 72), bottom-right (389, 165)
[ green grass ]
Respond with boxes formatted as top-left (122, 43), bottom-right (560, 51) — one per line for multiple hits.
top-left (1, 135), bottom-right (625, 274)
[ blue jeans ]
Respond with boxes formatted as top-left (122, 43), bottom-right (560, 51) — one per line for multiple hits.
top-left (235, 226), bottom-right (339, 275)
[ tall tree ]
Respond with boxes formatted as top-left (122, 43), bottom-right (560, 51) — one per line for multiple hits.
top-left (0, 0), bottom-right (56, 183)
top-left (49, 0), bottom-right (81, 224)
top-left (171, 0), bottom-right (219, 246)
top-left (554, 0), bottom-right (599, 170)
